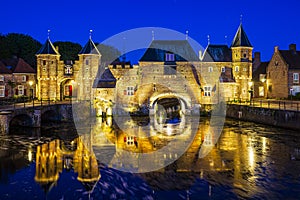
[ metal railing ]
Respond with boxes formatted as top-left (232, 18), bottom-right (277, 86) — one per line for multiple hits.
top-left (227, 99), bottom-right (300, 112)
top-left (0, 97), bottom-right (73, 111)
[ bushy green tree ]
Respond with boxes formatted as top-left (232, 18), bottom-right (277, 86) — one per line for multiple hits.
top-left (53, 41), bottom-right (82, 61)
top-left (0, 33), bottom-right (42, 68)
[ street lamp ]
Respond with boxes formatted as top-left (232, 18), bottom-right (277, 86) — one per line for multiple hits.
top-left (290, 88), bottom-right (294, 101)
top-left (28, 81), bottom-right (33, 100)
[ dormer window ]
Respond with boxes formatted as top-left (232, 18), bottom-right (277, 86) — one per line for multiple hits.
top-left (165, 53), bottom-right (175, 62)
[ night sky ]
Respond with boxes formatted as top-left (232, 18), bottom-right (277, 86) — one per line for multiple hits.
top-left (1, 0), bottom-right (300, 61)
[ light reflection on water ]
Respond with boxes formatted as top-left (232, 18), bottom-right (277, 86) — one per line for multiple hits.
top-left (0, 118), bottom-right (300, 199)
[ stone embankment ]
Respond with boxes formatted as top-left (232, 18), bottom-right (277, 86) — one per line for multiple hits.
top-left (226, 104), bottom-right (300, 130)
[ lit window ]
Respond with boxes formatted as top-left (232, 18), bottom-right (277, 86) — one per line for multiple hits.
top-left (126, 86), bottom-right (134, 96)
top-left (0, 86), bottom-right (5, 97)
top-left (204, 86), bottom-right (212, 97)
top-left (259, 86), bottom-right (264, 96)
top-left (22, 75), bottom-right (27, 82)
top-left (208, 67), bottom-right (213, 72)
top-left (293, 73), bottom-right (299, 83)
top-left (18, 85), bottom-right (24, 96)
top-left (235, 66), bottom-right (239, 72)
top-left (165, 53), bottom-right (175, 61)
top-left (64, 65), bottom-right (73, 75)
top-left (221, 67), bottom-right (225, 73)
top-left (243, 67), bottom-right (247, 71)
top-left (0, 75), bottom-right (4, 82)
top-left (259, 74), bottom-right (266, 82)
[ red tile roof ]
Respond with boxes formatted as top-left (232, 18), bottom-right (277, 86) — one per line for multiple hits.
top-left (13, 58), bottom-right (35, 73)
top-left (0, 61), bottom-right (12, 74)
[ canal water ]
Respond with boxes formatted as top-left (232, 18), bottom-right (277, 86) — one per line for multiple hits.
top-left (0, 118), bottom-right (300, 199)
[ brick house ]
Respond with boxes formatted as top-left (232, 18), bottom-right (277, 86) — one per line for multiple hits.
top-left (252, 52), bottom-right (269, 98)
top-left (267, 44), bottom-right (300, 98)
top-left (0, 58), bottom-right (36, 98)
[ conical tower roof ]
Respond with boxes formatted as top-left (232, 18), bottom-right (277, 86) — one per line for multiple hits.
top-left (231, 24), bottom-right (252, 47)
top-left (36, 37), bottom-right (60, 55)
top-left (79, 38), bottom-right (101, 55)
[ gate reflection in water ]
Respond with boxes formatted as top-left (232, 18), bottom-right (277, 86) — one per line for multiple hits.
top-left (1, 117), bottom-right (300, 199)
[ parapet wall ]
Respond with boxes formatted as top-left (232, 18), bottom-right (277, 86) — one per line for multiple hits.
top-left (226, 104), bottom-right (300, 130)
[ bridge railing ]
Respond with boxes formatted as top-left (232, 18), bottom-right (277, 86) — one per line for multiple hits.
top-left (227, 99), bottom-right (300, 112)
top-left (0, 97), bottom-right (73, 111)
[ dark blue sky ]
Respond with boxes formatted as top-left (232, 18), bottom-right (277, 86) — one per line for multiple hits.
top-left (1, 0), bottom-right (300, 61)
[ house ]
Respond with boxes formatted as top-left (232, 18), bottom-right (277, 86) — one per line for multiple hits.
top-left (0, 58), bottom-right (36, 98)
top-left (267, 44), bottom-right (300, 98)
top-left (252, 52), bottom-right (269, 98)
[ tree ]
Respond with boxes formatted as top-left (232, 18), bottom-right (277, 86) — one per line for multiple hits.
top-left (0, 33), bottom-right (42, 68)
top-left (53, 41), bottom-right (82, 61)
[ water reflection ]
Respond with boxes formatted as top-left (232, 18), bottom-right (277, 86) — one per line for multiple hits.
top-left (1, 118), bottom-right (300, 199)
top-left (34, 137), bottom-right (100, 194)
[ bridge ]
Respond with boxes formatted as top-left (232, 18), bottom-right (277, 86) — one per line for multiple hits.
top-left (0, 101), bottom-right (73, 135)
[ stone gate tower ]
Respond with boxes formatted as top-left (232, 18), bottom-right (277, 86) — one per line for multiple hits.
top-left (76, 34), bottom-right (101, 101)
top-left (231, 24), bottom-right (253, 100)
top-left (36, 35), bottom-right (61, 100)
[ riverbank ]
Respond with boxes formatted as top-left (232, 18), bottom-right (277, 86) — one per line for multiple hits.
top-left (226, 104), bottom-right (300, 131)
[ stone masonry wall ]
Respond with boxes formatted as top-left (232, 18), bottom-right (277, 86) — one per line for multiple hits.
top-left (226, 104), bottom-right (300, 130)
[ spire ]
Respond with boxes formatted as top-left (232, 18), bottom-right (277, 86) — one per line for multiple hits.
top-left (185, 30), bottom-right (189, 40)
top-left (36, 30), bottom-right (59, 55)
top-left (240, 14), bottom-right (243, 25)
top-left (231, 24), bottom-right (252, 47)
top-left (152, 30), bottom-right (155, 41)
top-left (79, 30), bottom-right (101, 55)
top-left (89, 29), bottom-right (93, 40)
top-left (207, 35), bottom-right (210, 45)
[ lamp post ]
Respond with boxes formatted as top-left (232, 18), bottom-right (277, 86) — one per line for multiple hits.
top-left (28, 80), bottom-right (33, 101)
top-left (290, 88), bottom-right (294, 101)
top-left (248, 81), bottom-right (253, 105)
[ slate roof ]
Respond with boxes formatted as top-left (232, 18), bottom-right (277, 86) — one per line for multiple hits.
top-left (252, 62), bottom-right (269, 81)
top-left (139, 40), bottom-right (199, 62)
top-left (97, 68), bottom-right (116, 88)
top-left (279, 50), bottom-right (300, 69)
top-left (202, 45), bottom-right (232, 62)
top-left (13, 58), bottom-right (35, 73)
top-left (36, 38), bottom-right (60, 55)
top-left (79, 38), bottom-right (101, 55)
top-left (231, 24), bottom-right (252, 47)
top-left (220, 67), bottom-right (235, 83)
top-left (0, 61), bottom-right (11, 74)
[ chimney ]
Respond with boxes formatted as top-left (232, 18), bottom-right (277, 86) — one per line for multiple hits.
top-left (254, 52), bottom-right (261, 63)
top-left (253, 52), bottom-right (261, 72)
top-left (275, 46), bottom-right (279, 52)
top-left (289, 43), bottom-right (296, 52)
